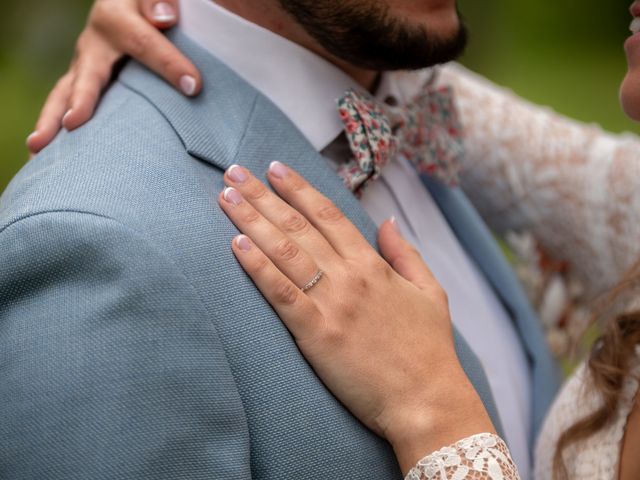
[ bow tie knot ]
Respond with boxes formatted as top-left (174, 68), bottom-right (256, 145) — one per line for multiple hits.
top-left (336, 76), bottom-right (465, 195)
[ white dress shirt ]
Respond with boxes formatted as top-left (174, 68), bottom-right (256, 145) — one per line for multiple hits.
top-left (179, 1), bottom-right (532, 477)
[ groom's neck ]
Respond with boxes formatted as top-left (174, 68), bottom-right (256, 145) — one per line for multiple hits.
top-left (212, 0), bottom-right (378, 89)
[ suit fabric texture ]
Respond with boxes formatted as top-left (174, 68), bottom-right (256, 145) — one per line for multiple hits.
top-left (0, 31), bottom-right (559, 479)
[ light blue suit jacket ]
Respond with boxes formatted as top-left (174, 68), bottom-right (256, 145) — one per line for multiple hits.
top-left (0, 32), bottom-right (560, 479)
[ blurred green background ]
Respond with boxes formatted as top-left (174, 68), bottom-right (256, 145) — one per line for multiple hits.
top-left (0, 0), bottom-right (635, 193)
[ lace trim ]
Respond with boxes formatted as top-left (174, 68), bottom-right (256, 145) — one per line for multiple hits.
top-left (436, 63), bottom-right (640, 349)
top-left (406, 433), bottom-right (520, 480)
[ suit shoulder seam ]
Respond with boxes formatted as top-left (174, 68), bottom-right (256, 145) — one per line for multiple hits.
top-left (0, 209), bottom-right (117, 237)
top-left (0, 208), bottom-right (251, 429)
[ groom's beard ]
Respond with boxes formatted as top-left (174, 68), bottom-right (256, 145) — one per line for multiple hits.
top-left (278, 0), bottom-right (468, 71)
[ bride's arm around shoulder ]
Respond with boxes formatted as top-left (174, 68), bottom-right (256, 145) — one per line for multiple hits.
top-left (438, 63), bottom-right (640, 299)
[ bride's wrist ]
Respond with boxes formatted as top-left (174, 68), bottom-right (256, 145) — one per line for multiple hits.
top-left (383, 370), bottom-right (496, 475)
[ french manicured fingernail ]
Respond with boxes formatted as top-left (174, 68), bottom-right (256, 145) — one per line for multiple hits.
top-left (223, 187), bottom-right (243, 206)
top-left (152, 2), bottom-right (177, 22)
top-left (179, 75), bottom-right (197, 96)
top-left (390, 216), bottom-right (400, 233)
top-left (62, 109), bottom-right (73, 127)
top-left (26, 131), bottom-right (38, 146)
top-left (235, 235), bottom-right (252, 252)
top-left (269, 161), bottom-right (289, 179)
top-left (227, 165), bottom-right (248, 184)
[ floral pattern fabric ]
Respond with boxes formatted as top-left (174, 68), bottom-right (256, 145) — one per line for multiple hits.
top-left (343, 60), bottom-right (640, 480)
top-left (336, 74), bottom-right (465, 195)
top-left (436, 62), bottom-right (640, 360)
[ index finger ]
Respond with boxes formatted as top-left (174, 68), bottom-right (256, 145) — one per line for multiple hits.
top-left (266, 161), bottom-right (372, 259)
top-left (27, 73), bottom-right (74, 154)
top-left (92, 2), bottom-right (201, 96)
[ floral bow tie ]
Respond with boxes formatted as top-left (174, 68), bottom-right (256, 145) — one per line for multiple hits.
top-left (336, 77), bottom-right (465, 195)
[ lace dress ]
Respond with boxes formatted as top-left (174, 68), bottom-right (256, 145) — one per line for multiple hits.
top-left (534, 347), bottom-right (640, 479)
top-left (438, 63), bottom-right (640, 302)
top-left (403, 64), bottom-right (640, 480)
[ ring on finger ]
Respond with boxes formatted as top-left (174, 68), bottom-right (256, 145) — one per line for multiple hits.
top-left (301, 269), bottom-right (324, 293)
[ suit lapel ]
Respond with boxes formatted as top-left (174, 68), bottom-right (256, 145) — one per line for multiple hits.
top-left (225, 92), bottom-right (507, 439)
top-left (422, 175), bottom-right (562, 443)
top-left (120, 28), bottom-right (505, 439)
top-left (119, 29), bottom-right (380, 243)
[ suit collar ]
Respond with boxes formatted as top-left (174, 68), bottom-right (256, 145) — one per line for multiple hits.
top-left (119, 29), bottom-right (260, 171)
top-left (117, 35), bottom-right (509, 442)
top-left (422, 175), bottom-right (562, 442)
top-left (179, 0), bottom-right (357, 152)
top-left (118, 29), bottom-right (380, 244)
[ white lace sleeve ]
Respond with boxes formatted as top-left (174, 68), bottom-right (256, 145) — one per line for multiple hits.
top-left (438, 63), bottom-right (640, 298)
top-left (436, 64), bottom-right (640, 352)
top-left (405, 433), bottom-right (520, 480)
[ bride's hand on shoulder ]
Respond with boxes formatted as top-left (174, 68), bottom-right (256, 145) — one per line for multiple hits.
top-left (218, 162), bottom-right (496, 475)
top-left (27, 0), bottom-right (200, 154)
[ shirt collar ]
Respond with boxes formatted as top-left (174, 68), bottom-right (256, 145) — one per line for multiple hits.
top-left (179, 0), bottom-right (435, 151)
top-left (180, 0), bottom-right (358, 151)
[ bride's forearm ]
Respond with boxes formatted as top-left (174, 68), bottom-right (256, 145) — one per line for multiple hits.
top-left (388, 372), bottom-right (520, 480)
top-left (384, 367), bottom-right (497, 476)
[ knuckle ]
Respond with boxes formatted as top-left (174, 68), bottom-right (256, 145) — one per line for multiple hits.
top-left (341, 300), bottom-right (360, 322)
top-left (316, 202), bottom-right (344, 223)
top-left (240, 208), bottom-right (260, 224)
top-left (364, 253), bottom-right (383, 269)
top-left (75, 32), bottom-right (90, 55)
top-left (273, 280), bottom-right (300, 306)
top-left (371, 256), bottom-right (393, 278)
top-left (318, 322), bottom-right (344, 348)
top-left (355, 275), bottom-right (370, 294)
top-left (252, 256), bottom-right (270, 275)
top-left (408, 246), bottom-right (421, 259)
top-left (74, 84), bottom-right (99, 101)
top-left (289, 176), bottom-right (306, 192)
top-left (127, 29), bottom-right (154, 58)
top-left (90, 1), bottom-right (118, 34)
top-left (149, 45), bottom-right (182, 76)
top-left (90, 1), bottom-right (109, 25)
top-left (158, 54), bottom-right (179, 75)
top-left (280, 212), bottom-right (310, 235)
top-left (432, 286), bottom-right (449, 308)
top-left (244, 181), bottom-right (268, 201)
top-left (273, 238), bottom-right (300, 263)
top-left (54, 73), bottom-right (74, 92)
top-left (343, 270), bottom-right (370, 297)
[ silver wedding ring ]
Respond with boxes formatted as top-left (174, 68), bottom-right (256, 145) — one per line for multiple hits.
top-left (301, 270), bottom-right (324, 293)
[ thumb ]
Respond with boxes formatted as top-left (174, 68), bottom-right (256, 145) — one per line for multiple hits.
top-left (378, 218), bottom-right (437, 290)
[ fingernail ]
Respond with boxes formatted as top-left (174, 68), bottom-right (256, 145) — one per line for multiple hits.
top-left (390, 216), bottom-right (400, 233)
top-left (62, 109), bottom-right (73, 127)
top-left (269, 161), bottom-right (289, 179)
top-left (223, 187), bottom-right (243, 206)
top-left (235, 235), bottom-right (252, 252)
top-left (227, 164), bottom-right (248, 184)
top-left (26, 131), bottom-right (38, 146)
top-left (152, 2), bottom-right (177, 22)
top-left (179, 75), bottom-right (197, 96)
